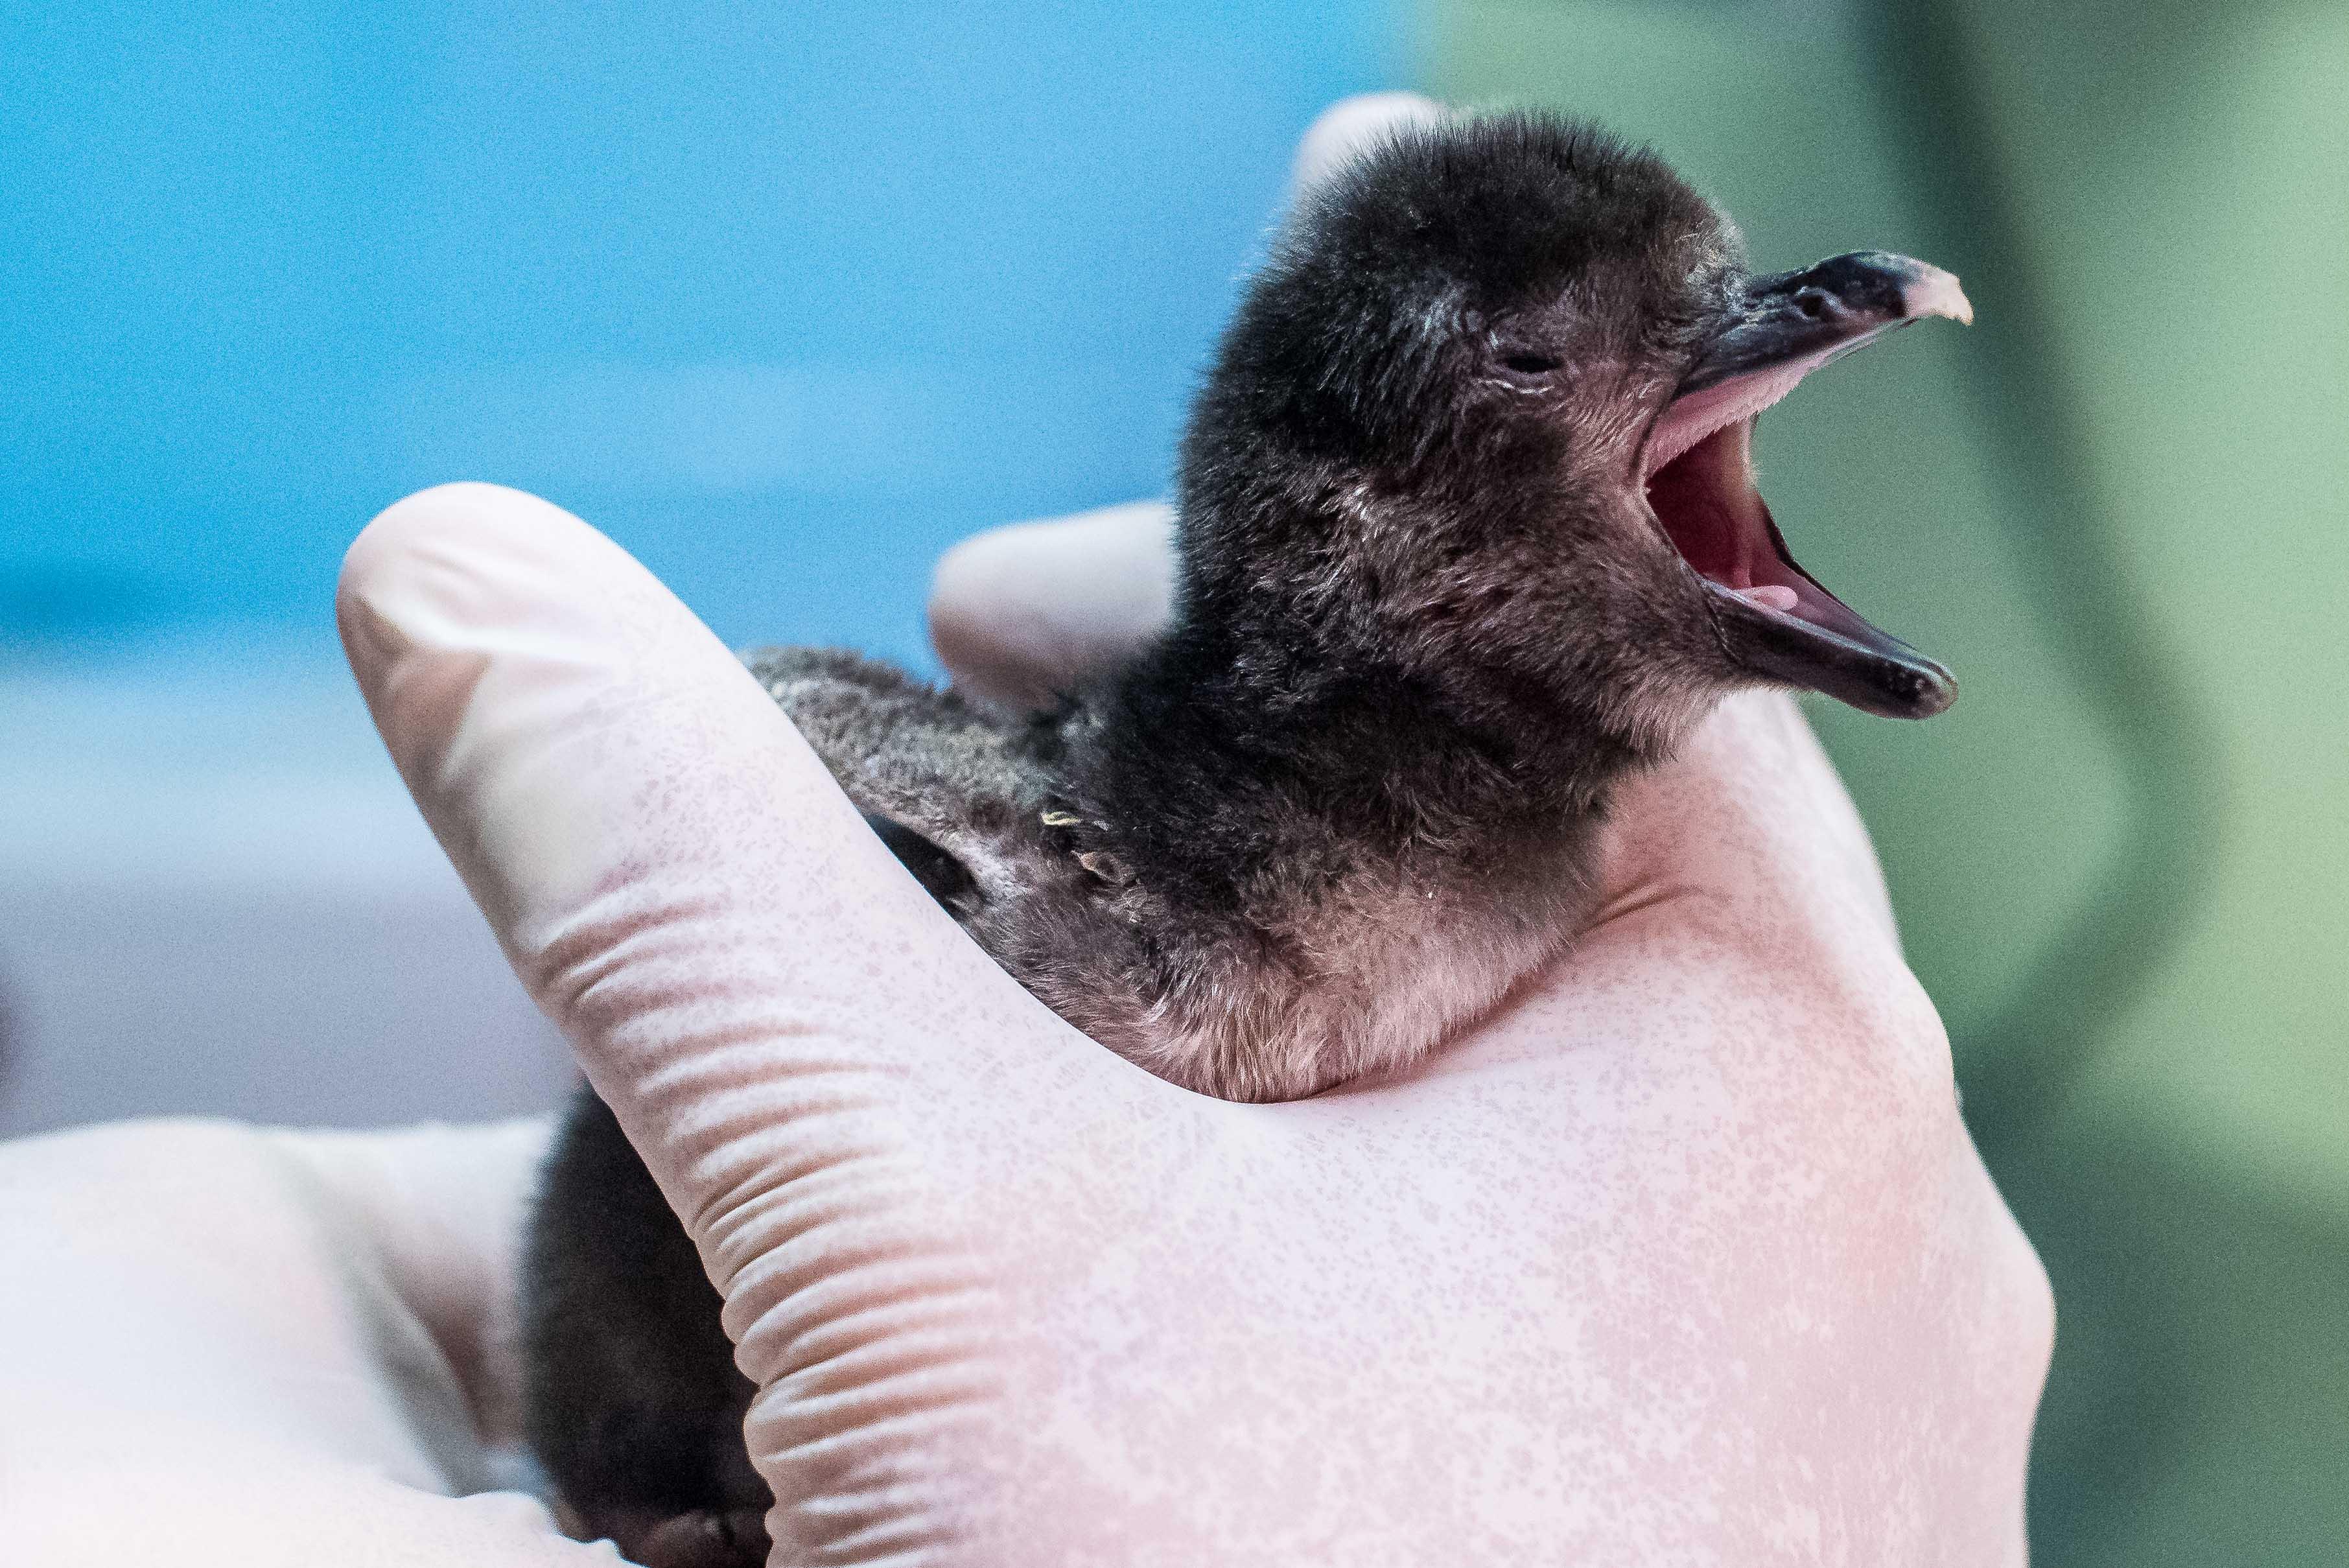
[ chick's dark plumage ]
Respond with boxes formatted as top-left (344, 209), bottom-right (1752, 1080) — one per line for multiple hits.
top-left (524, 110), bottom-right (1970, 1567)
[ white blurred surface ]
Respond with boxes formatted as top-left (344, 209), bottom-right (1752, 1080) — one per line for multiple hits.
top-left (0, 635), bottom-right (573, 1136)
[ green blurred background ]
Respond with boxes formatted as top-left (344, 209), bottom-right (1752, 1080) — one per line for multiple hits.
top-left (1428, 0), bottom-right (2346, 1558)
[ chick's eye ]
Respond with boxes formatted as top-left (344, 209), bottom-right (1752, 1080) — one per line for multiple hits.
top-left (1501, 351), bottom-right (1563, 375)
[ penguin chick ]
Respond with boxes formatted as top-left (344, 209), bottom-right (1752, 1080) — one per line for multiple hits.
top-left (523, 110), bottom-right (1972, 1567)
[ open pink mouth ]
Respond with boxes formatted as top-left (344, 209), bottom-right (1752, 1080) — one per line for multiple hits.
top-left (1634, 260), bottom-right (1972, 720)
top-left (1649, 415), bottom-right (1814, 616)
top-left (1644, 399), bottom-right (1884, 651)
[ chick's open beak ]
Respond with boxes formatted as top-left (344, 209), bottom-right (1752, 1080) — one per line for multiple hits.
top-left (1643, 250), bottom-right (1970, 720)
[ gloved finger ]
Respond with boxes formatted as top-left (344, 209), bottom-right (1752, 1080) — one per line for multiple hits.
top-left (337, 475), bottom-right (1139, 1154)
top-left (16, 1467), bottom-right (610, 1567)
top-left (928, 501), bottom-right (1174, 707)
top-left (340, 483), bottom-right (1158, 1552)
top-left (1287, 91), bottom-right (1445, 196)
top-left (0, 1118), bottom-right (600, 1566)
top-left (264, 1117), bottom-right (553, 1453)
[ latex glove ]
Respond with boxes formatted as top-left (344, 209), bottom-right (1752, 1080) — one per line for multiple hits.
top-left (1, 1116), bottom-right (586, 1563)
top-left (0, 478), bottom-right (2048, 1565)
top-left (394, 476), bottom-right (2046, 1563)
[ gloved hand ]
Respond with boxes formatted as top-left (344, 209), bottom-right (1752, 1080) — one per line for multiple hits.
top-left (0, 473), bottom-right (2050, 1566)
top-left (0, 92), bottom-right (2050, 1568)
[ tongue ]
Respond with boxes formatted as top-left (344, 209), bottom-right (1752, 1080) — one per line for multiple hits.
top-left (1736, 584), bottom-right (1800, 613)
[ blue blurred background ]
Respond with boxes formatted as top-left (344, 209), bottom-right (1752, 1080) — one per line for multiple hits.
top-left (2, 1), bottom-right (1398, 660)
top-left (4, 1), bottom-right (2345, 1562)
top-left (0, 0), bottom-right (1399, 1132)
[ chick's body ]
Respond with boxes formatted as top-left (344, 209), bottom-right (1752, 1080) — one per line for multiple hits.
top-left (523, 110), bottom-right (1974, 1568)
top-left (527, 642), bottom-right (1587, 1567)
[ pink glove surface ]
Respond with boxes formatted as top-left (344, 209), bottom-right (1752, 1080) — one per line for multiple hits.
top-left (415, 478), bottom-right (2040, 1563)
top-left (0, 482), bottom-right (2048, 1566)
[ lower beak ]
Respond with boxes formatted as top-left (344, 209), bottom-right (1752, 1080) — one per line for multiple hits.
top-left (1644, 250), bottom-right (1971, 721)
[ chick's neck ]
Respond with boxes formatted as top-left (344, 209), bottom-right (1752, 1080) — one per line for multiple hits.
top-left (1071, 513), bottom-right (1644, 903)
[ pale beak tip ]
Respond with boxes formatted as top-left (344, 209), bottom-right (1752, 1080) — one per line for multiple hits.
top-left (1902, 264), bottom-right (1974, 327)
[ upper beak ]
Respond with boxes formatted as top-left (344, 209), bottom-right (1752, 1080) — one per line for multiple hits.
top-left (1683, 250), bottom-right (1972, 396)
top-left (1644, 251), bottom-right (1972, 721)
